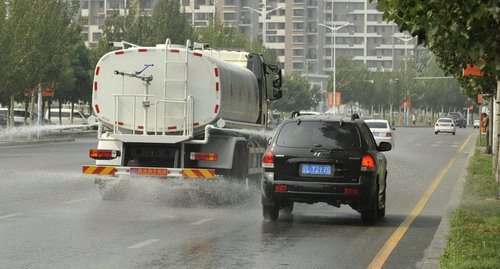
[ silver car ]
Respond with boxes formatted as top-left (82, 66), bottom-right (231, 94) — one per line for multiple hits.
top-left (365, 119), bottom-right (395, 148)
top-left (435, 118), bottom-right (456, 135)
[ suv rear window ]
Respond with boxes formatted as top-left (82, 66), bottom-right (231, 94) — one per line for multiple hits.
top-left (276, 121), bottom-right (361, 149)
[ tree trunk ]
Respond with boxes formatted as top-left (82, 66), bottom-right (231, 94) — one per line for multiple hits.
top-left (58, 102), bottom-right (62, 126)
top-left (494, 79), bottom-right (500, 184)
top-left (28, 88), bottom-right (36, 141)
top-left (71, 102), bottom-right (75, 125)
top-left (8, 95), bottom-right (14, 142)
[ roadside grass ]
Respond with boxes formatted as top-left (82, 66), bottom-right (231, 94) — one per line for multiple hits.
top-left (440, 135), bottom-right (500, 268)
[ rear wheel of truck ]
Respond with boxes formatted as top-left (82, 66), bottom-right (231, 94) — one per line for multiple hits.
top-left (98, 180), bottom-right (128, 201)
top-left (230, 143), bottom-right (248, 180)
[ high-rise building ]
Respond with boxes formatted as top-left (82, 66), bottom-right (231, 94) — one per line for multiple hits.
top-left (80, 0), bottom-right (417, 109)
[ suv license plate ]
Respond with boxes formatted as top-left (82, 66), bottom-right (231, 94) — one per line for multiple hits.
top-left (300, 164), bottom-right (332, 176)
top-left (372, 132), bottom-right (380, 136)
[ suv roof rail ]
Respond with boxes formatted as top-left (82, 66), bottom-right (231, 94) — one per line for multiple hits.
top-left (290, 111), bottom-right (300, 118)
top-left (351, 114), bottom-right (360, 121)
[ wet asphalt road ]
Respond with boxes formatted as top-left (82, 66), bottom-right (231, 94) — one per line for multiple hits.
top-left (0, 127), bottom-right (476, 269)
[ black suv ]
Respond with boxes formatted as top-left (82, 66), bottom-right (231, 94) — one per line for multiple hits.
top-left (261, 114), bottom-right (391, 225)
top-left (447, 112), bottom-right (466, 128)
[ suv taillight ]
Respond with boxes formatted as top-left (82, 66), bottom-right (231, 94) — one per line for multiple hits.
top-left (262, 151), bottom-right (274, 168)
top-left (361, 155), bottom-right (375, 171)
top-left (89, 149), bottom-right (120, 160)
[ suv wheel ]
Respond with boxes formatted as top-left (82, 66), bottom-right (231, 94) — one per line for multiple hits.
top-left (361, 185), bottom-right (379, 225)
top-left (378, 187), bottom-right (386, 218)
top-left (282, 202), bottom-right (294, 214)
top-left (263, 204), bottom-right (279, 221)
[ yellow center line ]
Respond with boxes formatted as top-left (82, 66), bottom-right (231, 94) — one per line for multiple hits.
top-left (367, 133), bottom-right (473, 269)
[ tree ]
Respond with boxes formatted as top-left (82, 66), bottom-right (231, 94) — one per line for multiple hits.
top-left (148, 0), bottom-right (194, 45)
top-left (374, 0), bottom-right (498, 95)
top-left (0, 0), bottom-right (80, 127)
top-left (196, 17), bottom-right (249, 50)
top-left (271, 73), bottom-right (321, 112)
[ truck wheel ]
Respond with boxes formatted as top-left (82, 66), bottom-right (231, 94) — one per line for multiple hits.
top-left (263, 204), bottom-right (279, 221)
top-left (230, 143), bottom-right (248, 180)
top-left (361, 184), bottom-right (379, 225)
top-left (98, 181), bottom-right (128, 201)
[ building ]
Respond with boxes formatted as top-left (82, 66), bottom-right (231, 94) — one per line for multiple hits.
top-left (80, 0), bottom-right (417, 110)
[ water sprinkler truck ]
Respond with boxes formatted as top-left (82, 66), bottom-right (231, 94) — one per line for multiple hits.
top-left (82, 39), bottom-right (283, 199)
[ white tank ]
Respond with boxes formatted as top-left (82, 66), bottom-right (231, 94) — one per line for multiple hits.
top-left (92, 46), bottom-right (260, 133)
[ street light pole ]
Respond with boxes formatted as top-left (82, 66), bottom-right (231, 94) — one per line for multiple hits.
top-left (392, 33), bottom-right (414, 126)
top-left (318, 22), bottom-right (353, 114)
top-left (243, 5), bottom-right (284, 47)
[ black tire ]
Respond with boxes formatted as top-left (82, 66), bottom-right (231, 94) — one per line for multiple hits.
top-left (361, 184), bottom-right (379, 225)
top-left (435, 131), bottom-right (438, 135)
top-left (378, 187), bottom-right (386, 218)
top-left (453, 132), bottom-right (456, 135)
top-left (229, 143), bottom-right (248, 180)
top-left (98, 181), bottom-right (128, 201)
top-left (263, 205), bottom-right (279, 221)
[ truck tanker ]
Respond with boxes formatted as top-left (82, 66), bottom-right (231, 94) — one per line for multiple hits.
top-left (82, 39), bottom-right (282, 199)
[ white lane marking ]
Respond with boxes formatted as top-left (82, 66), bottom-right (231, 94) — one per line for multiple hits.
top-left (415, 143), bottom-right (422, 146)
top-left (64, 199), bottom-right (86, 204)
top-left (431, 144), bottom-right (439, 147)
top-left (191, 218), bottom-right (213, 226)
top-left (127, 239), bottom-right (160, 249)
top-left (452, 145), bottom-right (459, 147)
top-left (0, 213), bottom-right (22, 219)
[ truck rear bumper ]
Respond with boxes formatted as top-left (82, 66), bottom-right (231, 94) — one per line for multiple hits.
top-left (82, 165), bottom-right (215, 179)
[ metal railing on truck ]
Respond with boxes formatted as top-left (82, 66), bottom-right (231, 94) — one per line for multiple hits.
top-left (109, 39), bottom-right (195, 143)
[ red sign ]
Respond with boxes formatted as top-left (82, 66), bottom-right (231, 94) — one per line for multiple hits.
top-left (463, 64), bottom-right (483, 77)
top-left (478, 93), bottom-right (482, 104)
top-left (400, 96), bottom-right (411, 109)
top-left (335, 92), bottom-right (341, 108)
top-left (42, 89), bottom-right (54, 97)
top-left (328, 92), bottom-right (333, 108)
top-left (481, 113), bottom-right (487, 134)
top-left (463, 105), bottom-right (473, 111)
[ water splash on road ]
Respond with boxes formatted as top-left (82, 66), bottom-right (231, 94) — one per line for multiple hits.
top-left (0, 124), bottom-right (89, 140)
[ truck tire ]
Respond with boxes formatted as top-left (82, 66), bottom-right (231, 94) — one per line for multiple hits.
top-left (230, 143), bottom-right (248, 180)
top-left (361, 183), bottom-right (379, 225)
top-left (98, 180), bottom-right (128, 201)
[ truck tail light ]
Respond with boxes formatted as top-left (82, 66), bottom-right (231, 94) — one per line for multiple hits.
top-left (435, 123), bottom-right (439, 126)
top-left (361, 155), bottom-right (375, 171)
top-left (385, 132), bottom-right (392, 137)
top-left (450, 123), bottom-right (454, 127)
top-left (89, 149), bottom-right (120, 160)
top-left (262, 151), bottom-right (274, 168)
top-left (190, 152), bottom-right (218, 161)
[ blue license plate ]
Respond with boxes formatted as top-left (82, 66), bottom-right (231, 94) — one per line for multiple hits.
top-left (372, 132), bottom-right (380, 136)
top-left (300, 164), bottom-right (332, 176)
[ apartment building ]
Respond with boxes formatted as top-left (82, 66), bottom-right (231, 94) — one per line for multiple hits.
top-left (80, 0), bottom-right (416, 109)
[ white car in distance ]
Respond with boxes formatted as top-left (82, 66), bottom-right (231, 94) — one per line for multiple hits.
top-left (435, 118), bottom-right (456, 135)
top-left (364, 119), bottom-right (395, 148)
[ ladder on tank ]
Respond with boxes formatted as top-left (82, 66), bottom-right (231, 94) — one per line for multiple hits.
top-left (160, 39), bottom-right (194, 138)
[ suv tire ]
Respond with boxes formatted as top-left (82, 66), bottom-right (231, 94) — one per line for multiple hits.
top-left (361, 185), bottom-right (379, 225)
top-left (263, 204), bottom-right (279, 221)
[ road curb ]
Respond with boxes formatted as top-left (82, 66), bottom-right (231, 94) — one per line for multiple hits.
top-left (420, 135), bottom-right (476, 269)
